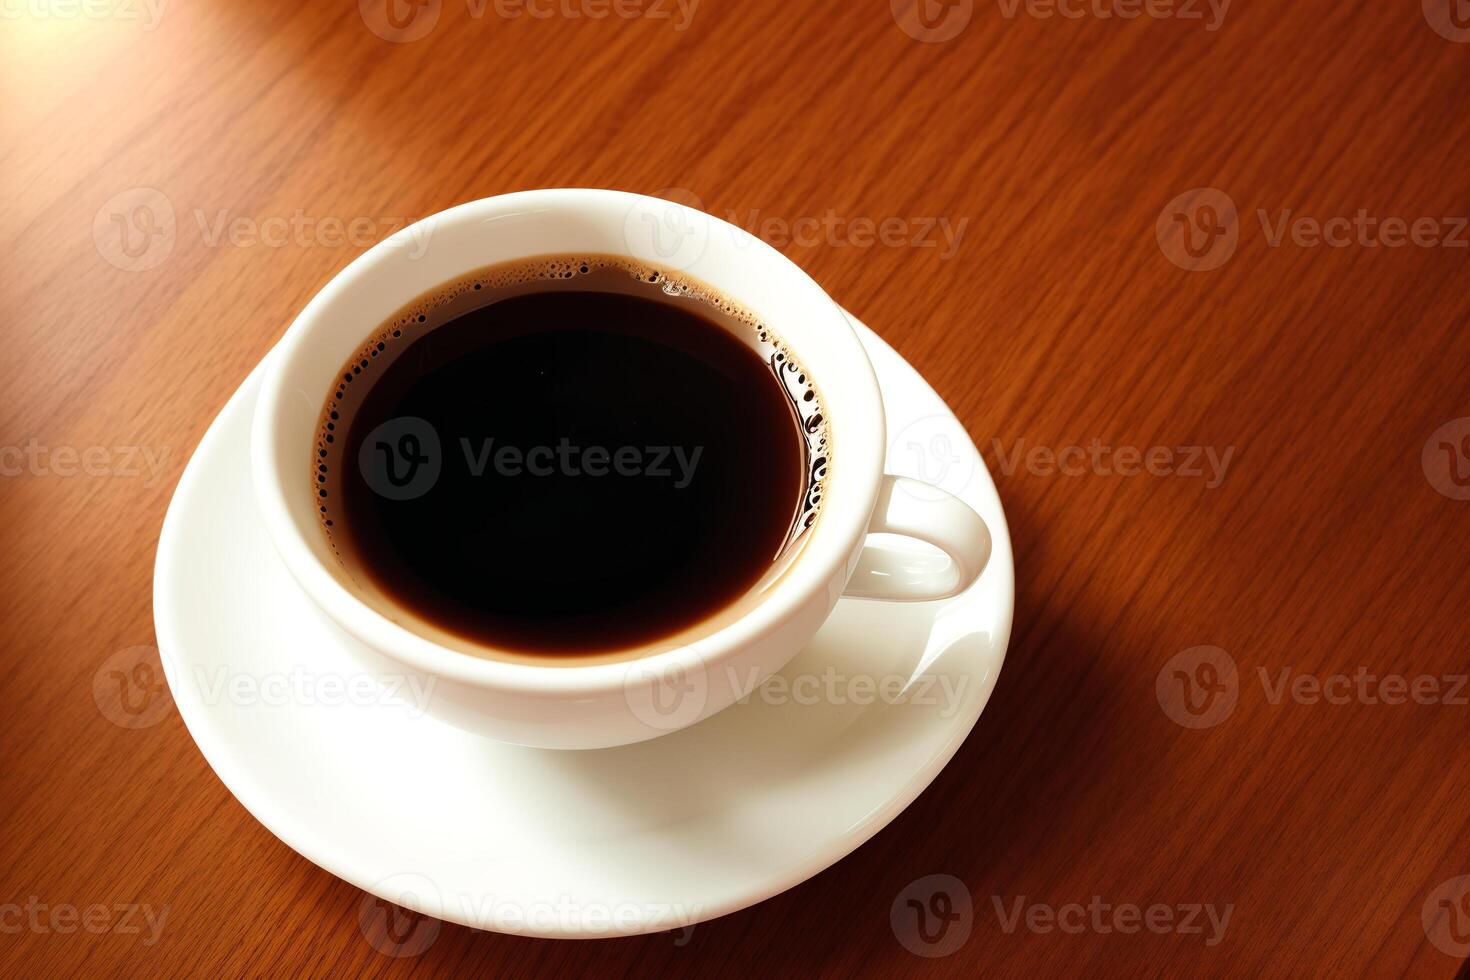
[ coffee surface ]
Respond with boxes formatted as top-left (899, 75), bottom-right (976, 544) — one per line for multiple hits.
top-left (316, 259), bottom-right (824, 658)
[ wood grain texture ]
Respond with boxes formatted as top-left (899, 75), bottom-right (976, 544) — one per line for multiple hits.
top-left (3, 0), bottom-right (1470, 975)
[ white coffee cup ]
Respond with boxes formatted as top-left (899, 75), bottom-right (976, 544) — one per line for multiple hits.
top-left (251, 189), bottom-right (991, 749)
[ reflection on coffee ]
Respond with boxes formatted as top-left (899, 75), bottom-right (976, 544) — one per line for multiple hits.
top-left (315, 257), bottom-right (828, 659)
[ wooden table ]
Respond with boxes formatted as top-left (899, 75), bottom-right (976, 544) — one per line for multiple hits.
top-left (5, 0), bottom-right (1470, 975)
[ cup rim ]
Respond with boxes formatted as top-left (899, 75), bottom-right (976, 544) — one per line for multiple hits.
top-left (250, 189), bottom-right (886, 696)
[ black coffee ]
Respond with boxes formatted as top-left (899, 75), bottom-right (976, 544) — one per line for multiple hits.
top-left (315, 257), bottom-right (826, 660)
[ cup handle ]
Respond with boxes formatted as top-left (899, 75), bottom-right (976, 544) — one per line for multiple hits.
top-left (842, 475), bottom-right (991, 601)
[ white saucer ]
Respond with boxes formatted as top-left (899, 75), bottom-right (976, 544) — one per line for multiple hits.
top-left (153, 312), bottom-right (1014, 939)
